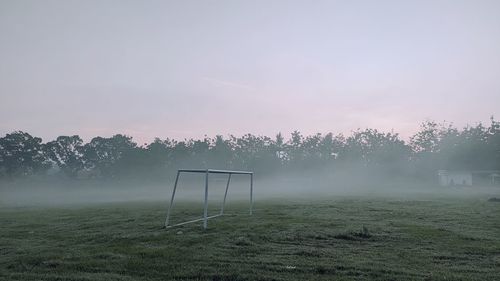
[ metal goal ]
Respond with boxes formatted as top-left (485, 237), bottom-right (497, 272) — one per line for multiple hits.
top-left (165, 169), bottom-right (253, 229)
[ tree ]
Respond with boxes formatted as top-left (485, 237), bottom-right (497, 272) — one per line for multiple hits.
top-left (82, 134), bottom-right (137, 178)
top-left (0, 131), bottom-right (50, 178)
top-left (487, 117), bottom-right (500, 170)
top-left (286, 131), bottom-right (305, 169)
top-left (410, 121), bottom-right (440, 153)
top-left (208, 135), bottom-right (233, 169)
top-left (145, 138), bottom-right (174, 172)
top-left (410, 121), bottom-right (452, 180)
top-left (342, 129), bottom-right (410, 174)
top-left (44, 135), bottom-right (84, 178)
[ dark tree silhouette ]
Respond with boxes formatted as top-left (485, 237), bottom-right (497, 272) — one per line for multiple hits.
top-left (1, 119), bottom-right (499, 184)
top-left (44, 135), bottom-right (84, 178)
top-left (0, 131), bottom-right (50, 178)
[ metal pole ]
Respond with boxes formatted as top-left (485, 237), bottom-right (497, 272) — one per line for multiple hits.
top-left (203, 169), bottom-right (209, 229)
top-left (220, 173), bottom-right (231, 215)
top-left (250, 173), bottom-right (253, 215)
top-left (165, 171), bottom-right (181, 227)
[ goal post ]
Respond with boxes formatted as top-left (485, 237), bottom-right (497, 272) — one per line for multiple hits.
top-left (165, 169), bottom-right (254, 229)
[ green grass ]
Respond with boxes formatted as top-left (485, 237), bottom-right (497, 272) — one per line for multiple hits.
top-left (1, 197), bottom-right (499, 280)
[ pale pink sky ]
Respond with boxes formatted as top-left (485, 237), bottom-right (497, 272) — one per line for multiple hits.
top-left (1, 0), bottom-right (499, 144)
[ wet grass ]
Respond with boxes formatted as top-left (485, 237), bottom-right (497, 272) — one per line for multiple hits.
top-left (1, 197), bottom-right (499, 280)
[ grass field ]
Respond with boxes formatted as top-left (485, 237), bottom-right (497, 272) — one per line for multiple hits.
top-left (1, 195), bottom-right (500, 280)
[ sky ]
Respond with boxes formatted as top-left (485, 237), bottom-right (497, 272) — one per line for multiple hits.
top-left (1, 0), bottom-right (499, 144)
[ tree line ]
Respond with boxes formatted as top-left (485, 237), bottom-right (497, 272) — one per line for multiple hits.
top-left (0, 119), bottom-right (499, 182)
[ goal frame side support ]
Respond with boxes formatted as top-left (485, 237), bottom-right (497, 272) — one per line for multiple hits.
top-left (165, 169), bottom-right (253, 230)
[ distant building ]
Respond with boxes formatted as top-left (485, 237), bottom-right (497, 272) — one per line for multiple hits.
top-left (438, 170), bottom-right (472, 186)
top-left (491, 173), bottom-right (500, 185)
top-left (438, 170), bottom-right (500, 186)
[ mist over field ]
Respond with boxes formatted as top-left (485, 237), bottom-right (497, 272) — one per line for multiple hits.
top-left (2, 172), bottom-right (499, 209)
top-left (1, 120), bottom-right (499, 207)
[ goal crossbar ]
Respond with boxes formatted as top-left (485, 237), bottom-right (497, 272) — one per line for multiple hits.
top-left (165, 169), bottom-right (254, 229)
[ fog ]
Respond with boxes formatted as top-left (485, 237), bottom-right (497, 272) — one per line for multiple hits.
top-left (1, 120), bottom-right (500, 207)
top-left (2, 167), bottom-right (498, 209)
